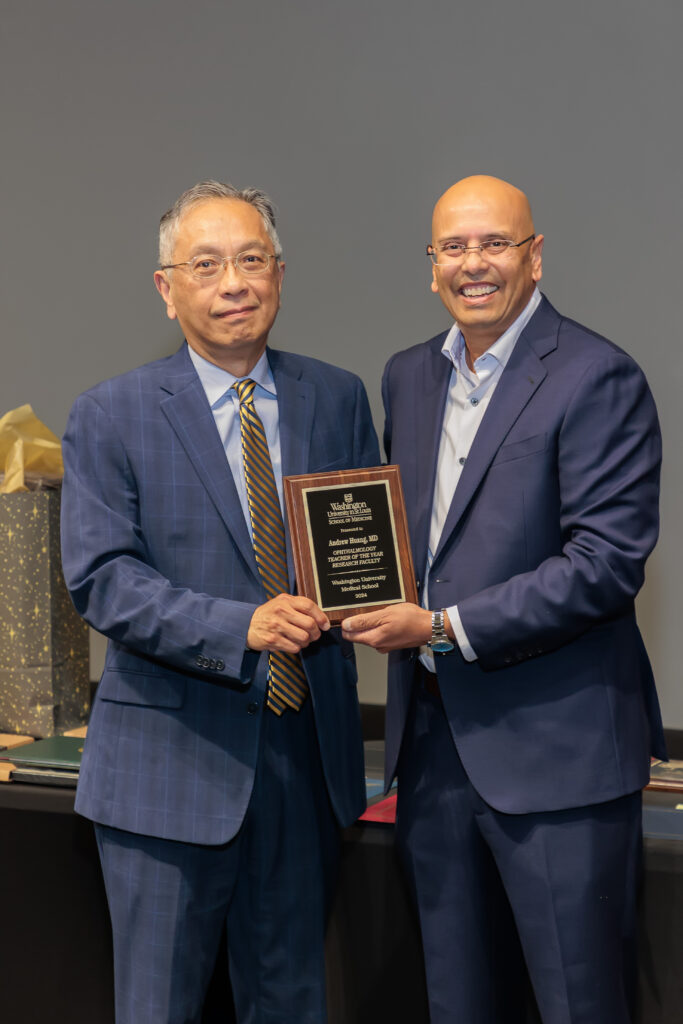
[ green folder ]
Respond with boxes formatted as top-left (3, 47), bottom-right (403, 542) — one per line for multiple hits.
top-left (6, 735), bottom-right (83, 770)
top-left (6, 735), bottom-right (83, 786)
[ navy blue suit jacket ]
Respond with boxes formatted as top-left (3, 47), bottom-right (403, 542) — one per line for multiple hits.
top-left (383, 296), bottom-right (665, 813)
top-left (61, 344), bottom-right (380, 844)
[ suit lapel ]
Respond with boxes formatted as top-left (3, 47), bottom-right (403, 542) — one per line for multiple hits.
top-left (269, 350), bottom-right (315, 588)
top-left (159, 346), bottom-right (259, 580)
top-left (410, 335), bottom-right (451, 578)
top-left (270, 350), bottom-right (314, 479)
top-left (432, 299), bottom-right (558, 567)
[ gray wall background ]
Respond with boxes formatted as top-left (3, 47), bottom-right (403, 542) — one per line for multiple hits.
top-left (2, 0), bottom-right (681, 721)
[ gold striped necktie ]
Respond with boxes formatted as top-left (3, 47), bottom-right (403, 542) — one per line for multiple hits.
top-left (233, 378), bottom-right (308, 715)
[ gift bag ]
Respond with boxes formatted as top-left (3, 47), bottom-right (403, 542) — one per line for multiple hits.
top-left (0, 406), bottom-right (89, 737)
top-left (0, 490), bottom-right (89, 736)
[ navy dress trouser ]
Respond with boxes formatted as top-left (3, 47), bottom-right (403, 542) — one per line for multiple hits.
top-left (95, 697), bottom-right (339, 1024)
top-left (395, 681), bottom-right (642, 1024)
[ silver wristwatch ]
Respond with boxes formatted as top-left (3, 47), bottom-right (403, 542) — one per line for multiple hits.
top-left (429, 609), bottom-right (454, 653)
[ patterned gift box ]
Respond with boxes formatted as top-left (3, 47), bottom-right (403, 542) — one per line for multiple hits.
top-left (0, 490), bottom-right (89, 737)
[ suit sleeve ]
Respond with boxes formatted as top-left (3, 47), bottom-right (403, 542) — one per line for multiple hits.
top-left (457, 350), bottom-right (661, 670)
top-left (61, 393), bottom-right (259, 683)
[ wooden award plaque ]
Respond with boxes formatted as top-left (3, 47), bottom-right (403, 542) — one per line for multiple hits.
top-left (284, 465), bottom-right (417, 624)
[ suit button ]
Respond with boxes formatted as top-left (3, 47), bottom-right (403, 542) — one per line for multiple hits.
top-left (216, 660), bottom-right (225, 671)
top-left (247, 701), bottom-right (260, 715)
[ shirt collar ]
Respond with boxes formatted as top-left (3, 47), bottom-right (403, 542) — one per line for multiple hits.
top-left (187, 344), bottom-right (276, 408)
top-left (441, 287), bottom-right (542, 373)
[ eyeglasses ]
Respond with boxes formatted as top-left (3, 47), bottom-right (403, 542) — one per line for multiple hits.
top-left (161, 249), bottom-right (278, 279)
top-left (426, 234), bottom-right (535, 265)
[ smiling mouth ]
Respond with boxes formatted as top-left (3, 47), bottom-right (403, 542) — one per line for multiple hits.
top-left (459, 284), bottom-right (499, 297)
top-left (216, 306), bottom-right (255, 318)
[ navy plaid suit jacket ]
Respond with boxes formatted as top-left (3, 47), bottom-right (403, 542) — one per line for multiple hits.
top-left (62, 343), bottom-right (380, 844)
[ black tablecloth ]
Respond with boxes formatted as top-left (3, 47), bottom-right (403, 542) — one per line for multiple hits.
top-left (1, 783), bottom-right (681, 1024)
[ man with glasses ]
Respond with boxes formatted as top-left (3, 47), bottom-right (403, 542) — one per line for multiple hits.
top-left (61, 180), bottom-right (379, 1024)
top-left (343, 175), bottom-right (664, 1023)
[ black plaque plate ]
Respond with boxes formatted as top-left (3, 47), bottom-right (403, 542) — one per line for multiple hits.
top-left (284, 465), bottom-right (417, 623)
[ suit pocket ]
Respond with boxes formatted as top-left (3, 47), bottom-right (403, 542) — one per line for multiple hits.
top-left (98, 669), bottom-right (186, 708)
top-left (491, 432), bottom-right (547, 466)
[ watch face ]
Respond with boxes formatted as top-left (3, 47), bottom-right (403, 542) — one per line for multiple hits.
top-left (431, 639), bottom-right (454, 653)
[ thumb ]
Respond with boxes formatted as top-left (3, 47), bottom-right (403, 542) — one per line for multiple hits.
top-left (343, 614), bottom-right (370, 633)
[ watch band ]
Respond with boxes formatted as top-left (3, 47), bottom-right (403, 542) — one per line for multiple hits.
top-left (429, 609), bottom-right (454, 653)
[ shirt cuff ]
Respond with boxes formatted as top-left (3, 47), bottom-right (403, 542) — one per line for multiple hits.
top-left (447, 605), bottom-right (478, 662)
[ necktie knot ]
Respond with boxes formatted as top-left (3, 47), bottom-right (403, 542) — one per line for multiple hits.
top-left (233, 378), bottom-right (256, 405)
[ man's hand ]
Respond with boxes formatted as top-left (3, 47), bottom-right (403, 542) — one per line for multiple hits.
top-left (342, 603), bottom-right (432, 653)
top-left (247, 594), bottom-right (330, 653)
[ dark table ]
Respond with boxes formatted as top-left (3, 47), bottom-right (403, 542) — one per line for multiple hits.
top-left (1, 782), bottom-right (682, 1024)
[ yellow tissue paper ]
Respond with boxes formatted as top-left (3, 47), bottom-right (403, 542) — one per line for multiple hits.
top-left (0, 404), bottom-right (63, 493)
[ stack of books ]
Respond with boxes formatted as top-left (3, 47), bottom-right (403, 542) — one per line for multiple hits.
top-left (0, 734), bottom-right (84, 786)
top-left (647, 758), bottom-right (683, 791)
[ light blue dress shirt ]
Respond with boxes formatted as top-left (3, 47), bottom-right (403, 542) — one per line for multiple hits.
top-left (187, 345), bottom-right (283, 541)
top-left (421, 288), bottom-right (542, 669)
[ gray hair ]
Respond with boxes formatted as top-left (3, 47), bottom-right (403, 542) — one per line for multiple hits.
top-left (158, 180), bottom-right (282, 266)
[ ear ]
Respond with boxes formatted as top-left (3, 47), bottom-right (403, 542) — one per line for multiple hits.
top-left (431, 265), bottom-right (440, 294)
top-left (153, 270), bottom-right (178, 321)
top-left (276, 259), bottom-right (285, 305)
top-left (530, 234), bottom-right (544, 283)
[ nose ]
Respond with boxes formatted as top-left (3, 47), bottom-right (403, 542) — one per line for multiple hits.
top-left (218, 258), bottom-right (248, 293)
top-left (460, 246), bottom-right (487, 272)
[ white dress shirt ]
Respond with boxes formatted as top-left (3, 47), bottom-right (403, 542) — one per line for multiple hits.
top-left (187, 345), bottom-right (283, 540)
top-left (421, 288), bottom-right (542, 669)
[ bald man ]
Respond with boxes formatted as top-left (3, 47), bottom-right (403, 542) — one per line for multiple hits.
top-left (343, 176), bottom-right (664, 1023)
